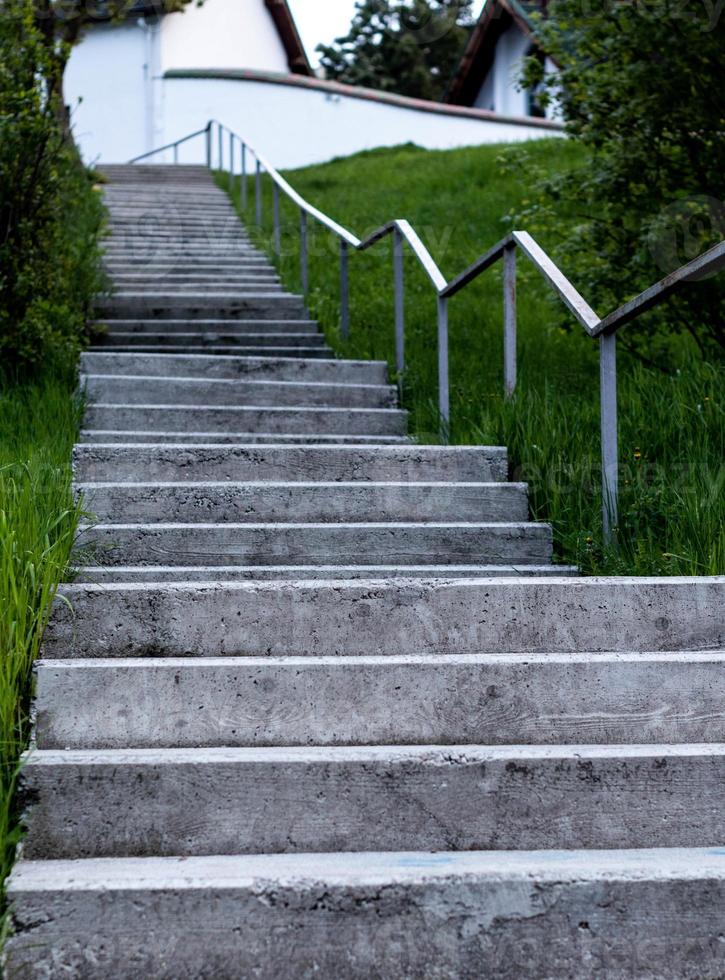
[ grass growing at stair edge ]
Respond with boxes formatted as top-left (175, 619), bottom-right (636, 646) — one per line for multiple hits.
top-left (219, 141), bottom-right (724, 575)
top-left (0, 377), bottom-right (84, 936)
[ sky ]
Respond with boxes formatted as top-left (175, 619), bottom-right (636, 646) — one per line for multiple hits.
top-left (289, 0), bottom-right (487, 67)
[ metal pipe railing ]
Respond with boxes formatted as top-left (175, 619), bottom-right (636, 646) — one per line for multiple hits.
top-left (130, 119), bottom-right (725, 545)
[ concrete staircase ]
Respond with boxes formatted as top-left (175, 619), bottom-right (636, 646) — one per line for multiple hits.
top-left (6, 165), bottom-right (725, 979)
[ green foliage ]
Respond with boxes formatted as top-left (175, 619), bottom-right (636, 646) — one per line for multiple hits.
top-left (0, 0), bottom-right (105, 375)
top-left (317, 0), bottom-right (474, 101)
top-left (223, 139), bottom-right (724, 576)
top-left (521, 0), bottom-right (725, 358)
top-left (0, 377), bottom-right (84, 927)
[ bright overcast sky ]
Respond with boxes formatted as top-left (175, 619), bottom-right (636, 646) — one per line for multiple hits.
top-left (289, 0), bottom-right (487, 66)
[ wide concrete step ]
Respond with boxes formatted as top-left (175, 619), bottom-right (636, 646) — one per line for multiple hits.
top-left (108, 283), bottom-right (286, 294)
top-left (103, 259), bottom-right (272, 270)
top-left (21, 743), bottom-right (725, 860)
top-left (73, 563), bottom-right (578, 582)
top-left (76, 521), bottom-right (552, 567)
top-left (8, 847), bottom-right (725, 979)
top-left (35, 651), bottom-right (725, 750)
top-left (82, 375), bottom-right (398, 409)
top-left (79, 431), bottom-right (408, 445)
top-left (89, 319), bottom-right (321, 335)
top-left (41, 578), bottom-right (725, 659)
top-left (78, 481), bottom-right (529, 524)
top-left (91, 335), bottom-right (328, 350)
top-left (90, 345), bottom-right (335, 358)
top-left (83, 405), bottom-right (408, 436)
top-left (72, 445), bottom-right (508, 484)
top-left (110, 274), bottom-right (279, 286)
top-left (95, 294), bottom-right (308, 319)
top-left (80, 353), bottom-right (388, 384)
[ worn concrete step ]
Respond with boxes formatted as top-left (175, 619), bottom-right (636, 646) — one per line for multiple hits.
top-left (79, 431), bottom-right (407, 445)
top-left (91, 335), bottom-right (327, 350)
top-left (110, 274), bottom-right (279, 285)
top-left (89, 319), bottom-right (321, 335)
top-left (82, 376), bottom-right (398, 409)
top-left (79, 482), bottom-right (529, 524)
top-left (72, 444), bottom-right (509, 483)
top-left (88, 346), bottom-right (336, 359)
top-left (42, 577), bottom-right (725, 660)
top-left (8, 847), bottom-right (725, 979)
top-left (80, 353), bottom-right (388, 384)
top-left (95, 294), bottom-right (308, 320)
top-left (73, 564), bottom-right (578, 582)
top-left (83, 405), bottom-right (408, 436)
top-left (108, 283), bottom-right (286, 294)
top-left (76, 521), bottom-right (552, 568)
top-left (103, 258), bottom-right (272, 270)
top-left (21, 743), bottom-right (725, 861)
top-left (35, 651), bottom-right (725, 750)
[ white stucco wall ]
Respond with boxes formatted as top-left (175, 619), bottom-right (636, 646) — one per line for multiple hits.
top-left (161, 0), bottom-right (288, 73)
top-left (145, 76), bottom-right (561, 169)
top-left (473, 21), bottom-right (530, 117)
top-left (66, 21), bottom-right (157, 164)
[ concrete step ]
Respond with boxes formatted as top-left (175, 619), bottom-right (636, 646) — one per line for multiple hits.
top-left (72, 444), bottom-right (509, 483)
top-left (76, 521), bottom-right (553, 568)
top-left (41, 578), bottom-right (725, 660)
top-left (20, 743), bottom-right (725, 859)
top-left (78, 482), bottom-right (529, 524)
top-left (35, 651), bottom-right (725, 750)
top-left (73, 564), bottom-right (579, 582)
top-left (88, 346), bottom-right (336, 359)
top-left (82, 375), bottom-right (398, 409)
top-left (103, 259), bottom-right (272, 270)
top-left (91, 335), bottom-right (328, 349)
top-left (80, 353), bottom-right (389, 384)
top-left (95, 294), bottom-right (308, 320)
top-left (8, 848), bottom-right (725, 979)
top-left (79, 431), bottom-right (409, 445)
top-left (107, 283), bottom-right (286, 294)
top-left (89, 319), bottom-right (321, 335)
top-left (82, 405), bottom-right (408, 436)
top-left (110, 274), bottom-right (279, 285)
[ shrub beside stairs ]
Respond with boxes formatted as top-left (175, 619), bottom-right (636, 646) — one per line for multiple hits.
top-left (5, 166), bottom-right (725, 979)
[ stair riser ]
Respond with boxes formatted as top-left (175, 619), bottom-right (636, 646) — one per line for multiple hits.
top-left (90, 320), bottom-right (320, 334)
top-left (35, 654), bottom-right (725, 750)
top-left (21, 748), bottom-right (725, 858)
top-left (79, 432), bottom-right (406, 445)
top-left (42, 579), bottom-right (725, 659)
top-left (72, 445), bottom-right (508, 483)
top-left (78, 483), bottom-right (528, 525)
top-left (92, 336), bottom-right (328, 349)
top-left (80, 353), bottom-right (388, 384)
top-left (7, 861), bottom-right (725, 980)
top-left (95, 299), bottom-right (308, 320)
top-left (77, 523), bottom-right (552, 567)
top-left (82, 377), bottom-right (398, 409)
top-left (83, 406), bottom-right (408, 435)
top-left (106, 285), bottom-right (285, 294)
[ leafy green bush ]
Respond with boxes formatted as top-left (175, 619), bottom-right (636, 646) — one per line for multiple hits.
top-left (0, 0), bottom-right (105, 376)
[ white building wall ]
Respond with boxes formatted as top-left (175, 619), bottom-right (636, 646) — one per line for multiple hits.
top-left (156, 76), bottom-right (561, 170)
top-left (161, 0), bottom-right (289, 73)
top-left (473, 22), bottom-right (530, 117)
top-left (66, 21), bottom-right (154, 164)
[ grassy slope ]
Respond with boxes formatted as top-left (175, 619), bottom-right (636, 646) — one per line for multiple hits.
top-left (223, 140), bottom-right (724, 575)
top-left (0, 378), bottom-right (83, 931)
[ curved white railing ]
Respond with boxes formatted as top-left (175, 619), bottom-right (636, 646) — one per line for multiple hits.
top-left (130, 121), bottom-right (725, 543)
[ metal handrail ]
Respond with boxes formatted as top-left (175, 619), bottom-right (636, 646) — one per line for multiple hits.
top-left (129, 120), bottom-right (725, 544)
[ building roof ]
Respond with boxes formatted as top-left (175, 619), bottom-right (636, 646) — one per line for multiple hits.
top-left (447, 0), bottom-right (543, 106)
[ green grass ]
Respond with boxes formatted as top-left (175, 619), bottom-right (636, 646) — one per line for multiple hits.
top-left (0, 376), bottom-right (84, 931)
top-left (220, 139), bottom-right (724, 575)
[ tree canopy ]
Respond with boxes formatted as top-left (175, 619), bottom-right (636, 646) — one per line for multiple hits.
top-left (522, 0), bottom-right (725, 357)
top-left (317, 0), bottom-right (474, 102)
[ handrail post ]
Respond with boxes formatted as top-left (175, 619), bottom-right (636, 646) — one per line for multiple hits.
top-left (228, 132), bottom-right (234, 192)
top-left (273, 183), bottom-right (281, 255)
top-left (300, 209), bottom-right (308, 294)
top-left (173, 142), bottom-right (179, 165)
top-left (205, 122), bottom-right (212, 169)
top-left (339, 240), bottom-right (350, 340)
top-left (503, 243), bottom-right (517, 396)
top-left (393, 228), bottom-right (405, 380)
top-left (600, 331), bottom-right (619, 546)
top-left (437, 295), bottom-right (450, 441)
top-left (255, 160), bottom-right (262, 226)
top-left (241, 143), bottom-right (247, 210)
top-left (217, 123), bottom-right (223, 171)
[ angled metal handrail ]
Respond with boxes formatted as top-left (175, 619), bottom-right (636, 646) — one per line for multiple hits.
top-left (130, 120), bottom-right (724, 544)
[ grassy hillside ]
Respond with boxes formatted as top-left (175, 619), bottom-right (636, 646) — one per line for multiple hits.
top-left (223, 139), bottom-right (724, 575)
